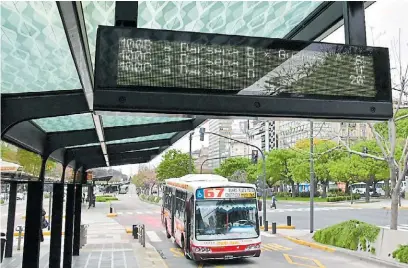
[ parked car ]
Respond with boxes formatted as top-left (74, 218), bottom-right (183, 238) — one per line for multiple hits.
top-left (16, 193), bottom-right (25, 200)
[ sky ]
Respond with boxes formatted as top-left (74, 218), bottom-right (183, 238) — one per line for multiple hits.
top-left (117, 1), bottom-right (408, 176)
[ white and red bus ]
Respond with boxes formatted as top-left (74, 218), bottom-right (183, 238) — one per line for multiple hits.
top-left (161, 174), bottom-right (261, 261)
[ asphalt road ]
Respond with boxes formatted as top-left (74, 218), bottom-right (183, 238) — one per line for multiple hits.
top-left (109, 192), bottom-right (394, 268)
top-left (263, 200), bottom-right (408, 231)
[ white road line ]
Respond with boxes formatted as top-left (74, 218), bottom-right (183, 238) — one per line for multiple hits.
top-left (136, 212), bottom-right (143, 214)
top-left (126, 212), bottom-right (133, 215)
top-left (117, 212), bottom-right (123, 215)
top-left (146, 231), bottom-right (162, 242)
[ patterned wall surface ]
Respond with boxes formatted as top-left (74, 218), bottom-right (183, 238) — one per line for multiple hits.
top-left (1, 2), bottom-right (81, 94)
top-left (106, 132), bottom-right (177, 144)
top-left (83, 1), bottom-right (322, 67)
top-left (33, 113), bottom-right (94, 132)
top-left (102, 114), bottom-right (190, 127)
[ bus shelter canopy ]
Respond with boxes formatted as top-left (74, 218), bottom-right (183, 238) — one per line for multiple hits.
top-left (1, 1), bottom-right (369, 172)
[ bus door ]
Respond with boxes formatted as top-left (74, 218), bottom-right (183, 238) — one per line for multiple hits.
top-left (185, 195), bottom-right (193, 253)
top-left (171, 189), bottom-right (176, 236)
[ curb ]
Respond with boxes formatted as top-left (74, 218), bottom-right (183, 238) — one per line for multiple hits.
top-left (260, 225), bottom-right (295, 230)
top-left (106, 213), bottom-right (118, 217)
top-left (333, 246), bottom-right (407, 268)
top-left (382, 206), bottom-right (408, 210)
top-left (282, 235), bottom-right (335, 253)
top-left (138, 197), bottom-right (161, 206)
top-left (13, 231), bottom-right (65, 237)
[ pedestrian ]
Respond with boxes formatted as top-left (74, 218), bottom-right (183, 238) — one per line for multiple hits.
top-left (271, 194), bottom-right (277, 209)
top-left (40, 208), bottom-right (48, 242)
top-left (82, 192), bottom-right (85, 203)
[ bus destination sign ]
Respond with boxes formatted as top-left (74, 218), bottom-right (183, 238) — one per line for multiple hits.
top-left (196, 188), bottom-right (256, 199)
top-left (95, 26), bottom-right (391, 102)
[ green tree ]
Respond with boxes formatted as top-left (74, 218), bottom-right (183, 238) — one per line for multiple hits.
top-left (214, 157), bottom-right (251, 178)
top-left (15, 148), bottom-right (56, 177)
top-left (374, 109), bottom-right (408, 139)
top-left (1, 142), bottom-right (17, 162)
top-left (328, 156), bottom-right (360, 193)
top-left (265, 149), bottom-right (297, 196)
top-left (246, 164), bottom-right (260, 184)
top-left (156, 149), bottom-right (195, 181)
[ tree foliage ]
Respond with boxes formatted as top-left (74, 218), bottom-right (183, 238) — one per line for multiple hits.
top-left (132, 165), bottom-right (157, 188)
top-left (15, 148), bottom-right (56, 176)
top-left (374, 109), bottom-right (408, 139)
top-left (265, 149), bottom-right (296, 186)
top-left (214, 157), bottom-right (252, 178)
top-left (156, 149), bottom-right (195, 181)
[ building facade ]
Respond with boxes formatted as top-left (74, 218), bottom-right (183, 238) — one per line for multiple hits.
top-left (275, 120), bottom-right (373, 148)
top-left (208, 119), bottom-right (233, 169)
top-left (248, 120), bottom-right (278, 151)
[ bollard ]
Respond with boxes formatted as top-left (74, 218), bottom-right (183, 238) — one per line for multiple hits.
top-left (110, 204), bottom-right (113, 214)
top-left (16, 226), bottom-right (24, 251)
top-left (264, 221), bottom-right (268, 232)
top-left (132, 225), bottom-right (138, 239)
top-left (287, 216), bottom-right (292, 226)
top-left (272, 222), bottom-right (277, 234)
top-left (259, 216), bottom-right (263, 226)
top-left (141, 224), bottom-right (146, 248)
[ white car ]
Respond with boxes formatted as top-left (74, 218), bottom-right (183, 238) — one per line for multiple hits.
top-left (16, 193), bottom-right (25, 200)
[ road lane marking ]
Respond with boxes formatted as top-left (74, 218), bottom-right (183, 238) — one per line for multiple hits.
top-left (261, 243), bottom-right (291, 252)
top-left (283, 254), bottom-right (325, 268)
top-left (170, 247), bottom-right (184, 257)
top-left (126, 212), bottom-right (133, 215)
top-left (146, 230), bottom-right (162, 242)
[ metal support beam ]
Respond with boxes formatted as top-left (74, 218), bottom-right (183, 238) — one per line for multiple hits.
top-left (108, 148), bottom-right (160, 162)
top-left (63, 184), bottom-right (75, 267)
top-left (115, 1), bottom-right (138, 27)
top-left (2, 121), bottom-right (47, 155)
top-left (108, 139), bottom-right (171, 154)
top-left (285, 1), bottom-right (374, 41)
top-left (48, 119), bottom-right (196, 153)
top-left (5, 182), bottom-right (17, 258)
top-left (22, 156), bottom-right (47, 268)
top-left (94, 90), bottom-right (392, 121)
top-left (1, 90), bottom-right (88, 135)
top-left (84, 157), bottom-right (152, 170)
top-left (73, 181), bottom-right (83, 255)
top-left (49, 183), bottom-right (64, 268)
top-left (343, 1), bottom-right (367, 46)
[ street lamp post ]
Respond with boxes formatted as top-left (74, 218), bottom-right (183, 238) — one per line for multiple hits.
top-left (201, 129), bottom-right (267, 227)
top-left (309, 121), bottom-right (315, 234)
top-left (189, 132), bottom-right (194, 173)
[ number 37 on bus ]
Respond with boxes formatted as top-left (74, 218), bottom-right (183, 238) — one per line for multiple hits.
top-left (161, 174), bottom-right (261, 261)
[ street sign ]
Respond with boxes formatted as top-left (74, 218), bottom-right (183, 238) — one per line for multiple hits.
top-left (199, 127), bottom-right (205, 141)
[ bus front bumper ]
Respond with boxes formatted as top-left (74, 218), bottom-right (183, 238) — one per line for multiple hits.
top-left (192, 250), bottom-right (261, 261)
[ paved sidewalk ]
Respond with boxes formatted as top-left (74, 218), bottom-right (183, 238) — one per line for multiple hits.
top-left (2, 200), bottom-right (166, 268)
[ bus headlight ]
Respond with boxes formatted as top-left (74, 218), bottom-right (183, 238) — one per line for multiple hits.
top-left (246, 244), bottom-right (260, 250)
top-left (193, 247), bottom-right (211, 253)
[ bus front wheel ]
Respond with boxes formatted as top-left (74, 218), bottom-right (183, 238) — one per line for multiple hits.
top-left (165, 220), bottom-right (171, 239)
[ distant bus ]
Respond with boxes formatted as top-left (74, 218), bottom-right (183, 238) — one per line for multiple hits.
top-left (162, 174), bottom-right (261, 261)
top-left (119, 184), bottom-right (129, 194)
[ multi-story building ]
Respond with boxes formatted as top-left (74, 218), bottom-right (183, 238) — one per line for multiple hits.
top-left (208, 119), bottom-right (232, 169)
top-left (275, 120), bottom-right (373, 149)
top-left (248, 120), bottom-right (278, 152)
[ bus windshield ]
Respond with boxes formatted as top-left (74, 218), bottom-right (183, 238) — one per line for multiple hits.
top-left (195, 199), bottom-right (259, 241)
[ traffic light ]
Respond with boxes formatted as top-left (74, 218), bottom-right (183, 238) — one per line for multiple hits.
top-left (251, 150), bottom-right (258, 164)
top-left (199, 128), bottom-right (205, 141)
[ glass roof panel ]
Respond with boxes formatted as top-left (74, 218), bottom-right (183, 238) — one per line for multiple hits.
top-left (33, 113), bottom-right (95, 132)
top-left (83, 1), bottom-right (322, 67)
top-left (102, 114), bottom-right (191, 127)
top-left (1, 2), bottom-right (82, 94)
top-left (106, 132), bottom-right (176, 145)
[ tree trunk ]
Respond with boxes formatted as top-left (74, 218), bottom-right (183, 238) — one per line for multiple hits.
top-left (390, 164), bottom-right (398, 230)
top-left (345, 181), bottom-right (350, 194)
top-left (290, 180), bottom-right (295, 197)
top-left (365, 182), bottom-right (370, 203)
top-left (391, 188), bottom-right (399, 230)
top-left (322, 181), bottom-right (328, 198)
top-left (296, 183), bottom-right (300, 196)
top-left (384, 179), bottom-right (390, 198)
